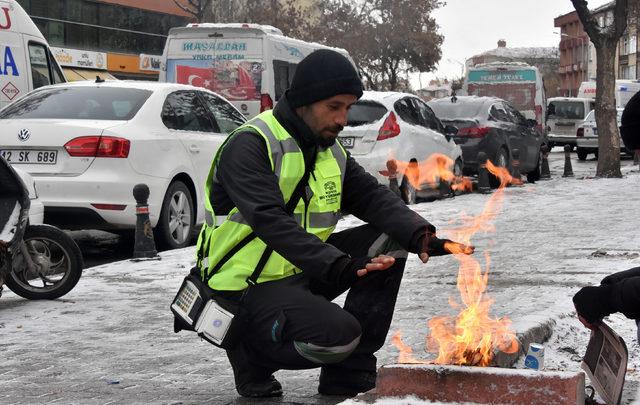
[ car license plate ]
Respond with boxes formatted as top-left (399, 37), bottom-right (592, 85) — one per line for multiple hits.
top-left (1, 149), bottom-right (58, 164)
top-left (338, 137), bottom-right (355, 148)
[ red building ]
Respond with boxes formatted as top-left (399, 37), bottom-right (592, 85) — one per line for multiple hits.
top-left (554, 11), bottom-right (590, 97)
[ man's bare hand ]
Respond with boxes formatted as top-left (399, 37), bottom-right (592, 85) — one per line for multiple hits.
top-left (356, 255), bottom-right (395, 277)
top-left (577, 314), bottom-right (599, 331)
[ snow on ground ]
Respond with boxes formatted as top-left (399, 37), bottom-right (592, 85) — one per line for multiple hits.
top-left (0, 153), bottom-right (639, 404)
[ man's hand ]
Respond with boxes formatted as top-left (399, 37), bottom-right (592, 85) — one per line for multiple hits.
top-left (419, 234), bottom-right (474, 264)
top-left (356, 255), bottom-right (396, 277)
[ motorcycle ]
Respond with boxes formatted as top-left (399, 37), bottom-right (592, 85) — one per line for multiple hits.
top-left (0, 156), bottom-right (83, 299)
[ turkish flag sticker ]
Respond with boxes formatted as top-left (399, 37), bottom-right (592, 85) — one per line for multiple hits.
top-left (175, 65), bottom-right (215, 89)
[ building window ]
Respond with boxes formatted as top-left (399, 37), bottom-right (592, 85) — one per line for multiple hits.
top-left (620, 64), bottom-right (635, 80)
top-left (24, 1), bottom-right (189, 55)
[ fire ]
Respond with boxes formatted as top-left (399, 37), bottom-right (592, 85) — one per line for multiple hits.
top-left (382, 154), bottom-right (473, 193)
top-left (393, 158), bottom-right (521, 366)
top-left (391, 331), bottom-right (428, 364)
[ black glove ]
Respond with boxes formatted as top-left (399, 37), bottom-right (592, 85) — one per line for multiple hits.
top-left (573, 284), bottom-right (615, 324)
top-left (601, 266), bottom-right (640, 285)
top-left (418, 234), bottom-right (474, 257)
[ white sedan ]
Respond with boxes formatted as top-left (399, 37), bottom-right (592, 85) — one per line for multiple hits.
top-left (338, 91), bottom-right (463, 203)
top-left (576, 108), bottom-right (623, 161)
top-left (0, 80), bottom-right (246, 249)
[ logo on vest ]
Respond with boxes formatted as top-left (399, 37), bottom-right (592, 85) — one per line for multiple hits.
top-left (323, 181), bottom-right (340, 205)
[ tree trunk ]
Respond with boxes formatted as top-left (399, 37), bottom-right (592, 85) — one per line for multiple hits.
top-left (594, 40), bottom-right (622, 178)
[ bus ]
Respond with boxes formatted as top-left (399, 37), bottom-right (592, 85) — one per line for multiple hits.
top-left (159, 23), bottom-right (353, 118)
top-left (462, 62), bottom-right (546, 130)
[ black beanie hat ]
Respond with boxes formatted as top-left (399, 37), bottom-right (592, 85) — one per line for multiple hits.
top-left (621, 91), bottom-right (640, 151)
top-left (287, 49), bottom-right (363, 108)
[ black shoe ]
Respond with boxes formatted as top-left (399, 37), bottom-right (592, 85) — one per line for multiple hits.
top-left (318, 368), bottom-right (376, 396)
top-left (237, 375), bottom-right (283, 398)
top-left (227, 345), bottom-right (283, 398)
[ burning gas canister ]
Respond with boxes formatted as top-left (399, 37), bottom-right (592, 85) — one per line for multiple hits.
top-left (524, 343), bottom-right (545, 370)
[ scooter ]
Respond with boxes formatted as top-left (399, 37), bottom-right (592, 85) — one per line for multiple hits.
top-left (0, 156), bottom-right (83, 299)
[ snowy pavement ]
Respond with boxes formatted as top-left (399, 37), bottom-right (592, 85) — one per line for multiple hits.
top-left (1, 152), bottom-right (639, 404)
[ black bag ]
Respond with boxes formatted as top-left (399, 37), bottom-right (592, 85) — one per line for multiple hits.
top-left (171, 266), bottom-right (249, 350)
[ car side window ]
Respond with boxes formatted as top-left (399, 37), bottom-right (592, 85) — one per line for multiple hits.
top-left (28, 43), bottom-right (53, 89)
top-left (273, 60), bottom-right (297, 101)
top-left (413, 98), bottom-right (444, 133)
top-left (199, 92), bottom-right (246, 134)
top-left (489, 103), bottom-right (510, 122)
top-left (162, 91), bottom-right (216, 132)
top-left (394, 98), bottom-right (420, 126)
top-left (504, 103), bottom-right (527, 126)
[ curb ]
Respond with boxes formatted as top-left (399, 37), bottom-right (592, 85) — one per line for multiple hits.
top-left (492, 316), bottom-right (557, 368)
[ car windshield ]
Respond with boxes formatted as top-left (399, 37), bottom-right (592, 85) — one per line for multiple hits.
top-left (428, 99), bottom-right (486, 120)
top-left (0, 87), bottom-right (152, 120)
top-left (347, 100), bottom-right (388, 126)
top-left (548, 101), bottom-right (585, 119)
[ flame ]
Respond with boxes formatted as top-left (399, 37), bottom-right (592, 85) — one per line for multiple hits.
top-left (385, 154), bottom-right (473, 193)
top-left (393, 159), bottom-right (519, 366)
top-left (485, 160), bottom-right (523, 187)
top-left (392, 331), bottom-right (428, 364)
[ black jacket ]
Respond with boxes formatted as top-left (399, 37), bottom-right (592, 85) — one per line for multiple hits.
top-left (602, 266), bottom-right (640, 320)
top-left (209, 93), bottom-right (433, 286)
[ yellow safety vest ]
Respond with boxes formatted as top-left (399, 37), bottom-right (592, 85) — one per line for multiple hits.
top-left (196, 110), bottom-right (347, 291)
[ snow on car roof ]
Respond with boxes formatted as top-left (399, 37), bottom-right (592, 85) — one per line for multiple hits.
top-left (41, 80), bottom-right (198, 92)
top-left (428, 96), bottom-right (496, 121)
top-left (358, 91), bottom-right (419, 107)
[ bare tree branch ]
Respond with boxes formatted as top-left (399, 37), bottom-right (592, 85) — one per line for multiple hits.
top-left (571, 0), bottom-right (602, 46)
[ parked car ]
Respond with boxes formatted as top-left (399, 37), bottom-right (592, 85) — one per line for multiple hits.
top-left (575, 108), bottom-right (624, 161)
top-left (428, 96), bottom-right (548, 186)
top-left (338, 91), bottom-right (463, 204)
top-left (546, 97), bottom-right (595, 150)
top-left (0, 80), bottom-right (246, 249)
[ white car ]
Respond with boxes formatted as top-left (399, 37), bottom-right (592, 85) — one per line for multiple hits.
top-left (576, 108), bottom-right (624, 161)
top-left (0, 80), bottom-right (246, 249)
top-left (338, 91), bottom-right (463, 203)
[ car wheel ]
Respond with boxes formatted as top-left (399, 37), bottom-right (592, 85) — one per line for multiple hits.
top-left (488, 147), bottom-right (509, 188)
top-left (400, 176), bottom-right (417, 205)
top-left (577, 148), bottom-right (588, 161)
top-left (156, 181), bottom-right (194, 250)
top-left (526, 149), bottom-right (542, 183)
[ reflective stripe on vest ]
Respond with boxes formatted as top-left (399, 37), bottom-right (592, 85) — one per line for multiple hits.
top-left (203, 116), bottom-right (306, 228)
top-left (197, 110), bottom-right (348, 290)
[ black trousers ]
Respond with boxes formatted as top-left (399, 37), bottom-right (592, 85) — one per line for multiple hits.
top-left (224, 224), bottom-right (408, 381)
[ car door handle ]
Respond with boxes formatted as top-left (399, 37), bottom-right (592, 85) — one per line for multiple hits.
top-left (189, 145), bottom-right (200, 153)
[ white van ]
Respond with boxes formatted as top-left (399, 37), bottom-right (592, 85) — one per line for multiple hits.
top-left (577, 80), bottom-right (640, 108)
top-left (159, 23), bottom-right (354, 118)
top-left (462, 62), bottom-right (547, 130)
top-left (546, 97), bottom-right (595, 149)
top-left (0, 0), bottom-right (65, 110)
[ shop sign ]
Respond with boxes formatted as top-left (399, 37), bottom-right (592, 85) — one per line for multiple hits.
top-left (51, 47), bottom-right (107, 69)
top-left (139, 54), bottom-right (162, 72)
